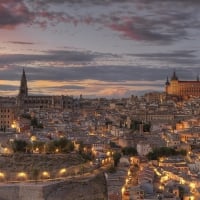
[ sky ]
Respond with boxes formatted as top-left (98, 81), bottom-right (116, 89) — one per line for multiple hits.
top-left (0, 0), bottom-right (200, 98)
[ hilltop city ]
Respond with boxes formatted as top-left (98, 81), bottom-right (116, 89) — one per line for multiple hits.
top-left (0, 70), bottom-right (200, 200)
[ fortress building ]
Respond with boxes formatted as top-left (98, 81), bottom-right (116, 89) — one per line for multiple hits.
top-left (165, 71), bottom-right (200, 99)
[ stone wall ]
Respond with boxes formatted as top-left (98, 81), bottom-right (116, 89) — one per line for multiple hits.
top-left (0, 173), bottom-right (107, 200)
top-left (0, 185), bottom-right (19, 200)
top-left (19, 185), bottom-right (44, 200)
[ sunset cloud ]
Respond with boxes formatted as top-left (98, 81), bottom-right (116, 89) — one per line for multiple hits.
top-left (1, 0), bottom-right (199, 45)
top-left (0, 0), bottom-right (32, 29)
top-left (7, 41), bottom-right (35, 45)
top-left (0, 0), bottom-right (200, 97)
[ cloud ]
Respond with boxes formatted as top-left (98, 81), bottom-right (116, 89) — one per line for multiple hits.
top-left (7, 41), bottom-right (35, 45)
top-left (0, 0), bottom-right (33, 29)
top-left (1, 63), bottom-right (198, 83)
top-left (0, 48), bottom-right (199, 83)
top-left (28, 0), bottom-right (200, 6)
top-left (1, 0), bottom-right (198, 46)
top-left (108, 14), bottom-right (189, 44)
top-left (0, 65), bottom-right (199, 97)
top-left (0, 85), bottom-right (18, 91)
top-left (128, 50), bottom-right (196, 58)
top-left (29, 0), bottom-right (198, 44)
top-left (0, 50), bottom-right (121, 71)
top-left (0, 50), bottom-right (101, 65)
top-left (127, 50), bottom-right (200, 65)
top-left (28, 79), bottom-right (164, 98)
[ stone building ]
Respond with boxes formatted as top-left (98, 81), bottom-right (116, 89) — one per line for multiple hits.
top-left (17, 69), bottom-right (76, 110)
top-left (165, 71), bottom-right (200, 99)
top-left (0, 97), bottom-right (16, 131)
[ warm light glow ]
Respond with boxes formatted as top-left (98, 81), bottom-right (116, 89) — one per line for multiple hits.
top-left (106, 151), bottom-right (111, 157)
top-left (55, 148), bottom-right (59, 153)
top-left (11, 120), bottom-right (17, 129)
top-left (17, 172), bottom-right (27, 177)
top-left (0, 172), bottom-right (5, 180)
top-left (59, 168), bottom-right (67, 176)
top-left (154, 168), bottom-right (161, 176)
top-left (159, 185), bottom-right (164, 190)
top-left (159, 157), bottom-right (164, 162)
top-left (160, 175), bottom-right (168, 183)
top-left (189, 196), bottom-right (194, 200)
top-left (190, 182), bottom-right (195, 189)
top-left (180, 178), bottom-right (185, 184)
top-left (31, 135), bottom-right (37, 142)
top-left (3, 147), bottom-right (11, 154)
top-left (34, 147), bottom-right (39, 153)
top-left (19, 79), bottom-right (164, 97)
top-left (17, 172), bottom-right (28, 180)
top-left (41, 171), bottom-right (50, 179)
top-left (121, 186), bottom-right (125, 194)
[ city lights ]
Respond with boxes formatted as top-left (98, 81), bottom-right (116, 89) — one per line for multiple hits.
top-left (17, 172), bottom-right (28, 181)
top-left (41, 171), bottom-right (50, 179)
top-left (59, 168), bottom-right (67, 177)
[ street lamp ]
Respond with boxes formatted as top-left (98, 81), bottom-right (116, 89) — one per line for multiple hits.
top-left (17, 172), bottom-right (28, 181)
top-left (59, 168), bottom-right (67, 177)
top-left (41, 171), bottom-right (50, 179)
top-left (0, 172), bottom-right (5, 181)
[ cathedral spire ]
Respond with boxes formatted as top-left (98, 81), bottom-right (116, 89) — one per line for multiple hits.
top-left (171, 70), bottom-right (178, 81)
top-left (19, 68), bottom-right (28, 97)
top-left (165, 76), bottom-right (170, 85)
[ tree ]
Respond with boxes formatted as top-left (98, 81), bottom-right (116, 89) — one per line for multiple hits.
top-left (147, 147), bottom-right (186, 160)
top-left (81, 151), bottom-right (94, 161)
top-left (178, 186), bottom-right (185, 200)
top-left (77, 141), bottom-right (93, 161)
top-left (58, 138), bottom-right (74, 153)
top-left (78, 141), bottom-right (84, 154)
top-left (46, 141), bottom-right (56, 153)
top-left (11, 140), bottom-right (28, 153)
top-left (31, 117), bottom-right (38, 127)
top-left (143, 122), bottom-right (151, 132)
top-left (45, 138), bottom-right (74, 153)
top-left (31, 117), bottom-right (43, 129)
top-left (21, 113), bottom-right (31, 120)
top-left (130, 120), bottom-right (141, 131)
top-left (113, 152), bottom-right (121, 167)
top-left (122, 147), bottom-right (137, 156)
top-left (110, 141), bottom-right (120, 148)
top-left (32, 141), bottom-right (45, 153)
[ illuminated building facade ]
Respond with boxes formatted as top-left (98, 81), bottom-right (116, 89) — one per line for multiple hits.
top-left (165, 71), bottom-right (200, 99)
top-left (0, 97), bottom-right (16, 131)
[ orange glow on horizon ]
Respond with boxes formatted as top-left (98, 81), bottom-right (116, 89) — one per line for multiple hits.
top-left (0, 78), bottom-right (163, 97)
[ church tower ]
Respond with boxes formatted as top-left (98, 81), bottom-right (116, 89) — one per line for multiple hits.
top-left (18, 68), bottom-right (28, 98)
top-left (165, 76), bottom-right (170, 94)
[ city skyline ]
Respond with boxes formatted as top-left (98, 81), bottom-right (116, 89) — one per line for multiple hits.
top-left (0, 0), bottom-right (200, 98)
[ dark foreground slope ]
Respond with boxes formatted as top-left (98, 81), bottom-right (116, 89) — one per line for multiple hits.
top-left (44, 173), bottom-right (107, 200)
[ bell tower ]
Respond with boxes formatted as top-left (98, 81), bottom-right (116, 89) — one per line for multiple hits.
top-left (19, 68), bottom-right (28, 98)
